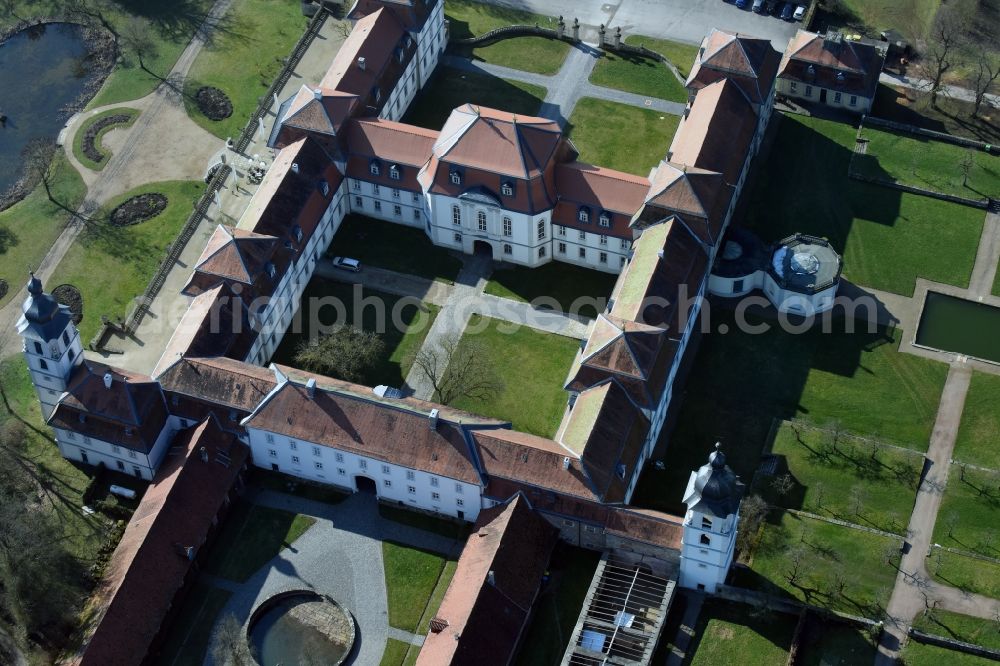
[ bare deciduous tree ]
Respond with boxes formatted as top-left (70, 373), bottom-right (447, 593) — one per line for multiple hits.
top-left (408, 334), bottom-right (502, 405)
top-left (211, 614), bottom-right (255, 666)
top-left (295, 327), bottom-right (386, 384)
top-left (736, 494), bottom-right (768, 555)
top-left (786, 546), bottom-right (809, 586)
top-left (121, 17), bottom-right (159, 74)
top-left (921, 7), bottom-right (966, 105)
top-left (959, 151), bottom-right (975, 188)
top-left (849, 484), bottom-right (866, 516)
top-left (944, 511), bottom-right (960, 538)
top-left (771, 473), bottom-right (795, 498)
top-left (971, 54), bottom-right (1000, 118)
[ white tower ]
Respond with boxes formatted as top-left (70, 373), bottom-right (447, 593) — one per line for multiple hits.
top-left (16, 273), bottom-right (84, 419)
top-left (679, 443), bottom-right (744, 593)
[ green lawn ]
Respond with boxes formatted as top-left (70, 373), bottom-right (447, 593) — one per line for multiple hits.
top-left (48, 180), bottom-right (204, 341)
top-left (72, 107), bottom-right (141, 171)
top-left (445, 0), bottom-right (569, 75)
top-left (380, 639), bottom-right (420, 666)
top-left (796, 616), bottom-right (878, 666)
top-left (933, 464), bottom-right (1000, 560)
top-left (901, 638), bottom-right (999, 665)
top-left (484, 261), bottom-right (618, 319)
top-left (743, 113), bottom-right (985, 295)
top-left (855, 125), bottom-right (1000, 200)
top-left (684, 600), bottom-right (797, 666)
top-left (589, 51), bottom-right (687, 103)
top-left (758, 422), bottom-right (922, 534)
top-left (567, 98), bottom-right (680, 176)
top-left (953, 371), bottom-right (1000, 469)
top-left (912, 609), bottom-right (1000, 651)
top-left (328, 215), bottom-right (462, 283)
top-left (378, 505), bottom-right (467, 541)
top-left (270, 277), bottom-right (440, 387)
top-left (0, 153), bottom-right (87, 309)
top-left (820, 0), bottom-right (942, 41)
top-left (871, 85), bottom-right (1000, 146)
top-left (404, 66), bottom-right (546, 130)
top-left (182, 0), bottom-right (307, 139)
top-left (624, 35), bottom-right (701, 79)
top-left (382, 541), bottom-right (454, 633)
top-left (631, 312), bottom-right (948, 516)
top-left (202, 500), bottom-right (315, 582)
top-left (154, 583), bottom-right (232, 666)
top-left (514, 545), bottom-right (601, 666)
top-left (929, 548), bottom-right (1000, 599)
top-left (738, 511), bottom-right (901, 615)
top-left (445, 315), bottom-right (579, 437)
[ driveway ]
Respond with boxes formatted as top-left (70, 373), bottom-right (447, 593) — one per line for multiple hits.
top-left (477, 0), bottom-right (801, 49)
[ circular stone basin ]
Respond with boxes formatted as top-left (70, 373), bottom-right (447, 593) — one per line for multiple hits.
top-left (247, 591), bottom-right (355, 666)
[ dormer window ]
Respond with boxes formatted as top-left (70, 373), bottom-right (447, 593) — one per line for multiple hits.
top-left (836, 71), bottom-right (845, 82)
top-left (320, 180), bottom-right (330, 196)
top-left (599, 213), bottom-right (611, 227)
top-left (125, 427), bottom-right (134, 436)
top-left (578, 207), bottom-right (590, 223)
top-left (501, 182), bottom-right (513, 196)
top-left (294, 226), bottom-right (303, 243)
top-left (373, 87), bottom-right (382, 103)
top-left (78, 413), bottom-right (87, 424)
top-left (266, 263), bottom-right (276, 279)
top-left (616, 462), bottom-right (626, 480)
top-left (389, 165), bottom-right (401, 180)
top-left (450, 170), bottom-right (462, 185)
top-left (396, 47), bottom-right (405, 63)
top-left (370, 161), bottom-right (381, 176)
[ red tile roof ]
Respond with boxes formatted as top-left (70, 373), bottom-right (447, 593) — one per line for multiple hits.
top-left (416, 495), bottom-right (557, 666)
top-left (686, 29), bottom-right (781, 106)
top-left (190, 226), bottom-right (279, 285)
top-left (344, 118), bottom-right (437, 191)
top-left (553, 162), bottom-right (649, 239)
top-left (637, 161), bottom-right (733, 246)
top-left (606, 507), bottom-right (683, 550)
top-left (72, 417), bottom-right (248, 666)
top-left (779, 30), bottom-right (884, 99)
top-left (347, 0), bottom-right (436, 33)
top-left (321, 8), bottom-right (409, 103)
top-left (155, 356), bottom-right (279, 413)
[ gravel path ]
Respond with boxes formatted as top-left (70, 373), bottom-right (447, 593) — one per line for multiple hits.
top-left (202, 490), bottom-right (457, 666)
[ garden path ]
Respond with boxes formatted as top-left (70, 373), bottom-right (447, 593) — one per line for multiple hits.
top-left (201, 489), bottom-right (455, 666)
top-left (440, 44), bottom-right (686, 128)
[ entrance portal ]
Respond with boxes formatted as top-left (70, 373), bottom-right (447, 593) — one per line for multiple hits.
top-left (355, 475), bottom-right (377, 494)
top-left (473, 240), bottom-right (493, 259)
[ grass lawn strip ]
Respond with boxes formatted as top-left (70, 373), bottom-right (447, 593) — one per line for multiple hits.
top-left (933, 462), bottom-right (1000, 560)
top-left (872, 85), bottom-right (1000, 145)
top-left (72, 107), bottom-right (141, 171)
top-left (328, 215), bottom-right (462, 283)
top-left (952, 371), bottom-right (1000, 469)
top-left (416, 559), bottom-right (458, 634)
top-left (49, 180), bottom-right (204, 341)
top-left (0, 152), bottom-right (87, 309)
top-left (901, 638), bottom-right (998, 665)
top-left (623, 35), bottom-right (701, 79)
top-left (912, 609), bottom-right (1000, 651)
top-left (270, 277), bottom-right (440, 388)
top-left (379, 639), bottom-right (420, 666)
top-left (382, 541), bottom-right (449, 633)
top-left (567, 98), bottom-right (680, 177)
top-left (154, 583), bottom-right (232, 666)
top-left (444, 0), bottom-right (569, 75)
top-left (183, 0), bottom-right (306, 139)
top-left (514, 546), bottom-right (600, 666)
top-left (631, 312), bottom-right (947, 516)
top-left (759, 421), bottom-right (922, 535)
top-left (484, 261), bottom-right (618, 319)
top-left (928, 545), bottom-right (1000, 600)
top-left (685, 599), bottom-right (797, 666)
top-left (203, 500), bottom-right (316, 582)
top-left (589, 50), bottom-right (687, 103)
top-left (445, 315), bottom-right (580, 437)
top-left (739, 511), bottom-right (901, 614)
top-left (378, 504), bottom-right (466, 540)
top-left (743, 113), bottom-right (984, 295)
top-left (404, 67), bottom-right (546, 130)
top-left (795, 616), bottom-right (878, 665)
top-left (856, 125), bottom-right (1000, 200)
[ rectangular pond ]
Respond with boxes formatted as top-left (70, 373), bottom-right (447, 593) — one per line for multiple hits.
top-left (916, 292), bottom-right (1000, 363)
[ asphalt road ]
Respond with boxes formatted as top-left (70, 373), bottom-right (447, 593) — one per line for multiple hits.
top-left (477, 0), bottom-right (801, 49)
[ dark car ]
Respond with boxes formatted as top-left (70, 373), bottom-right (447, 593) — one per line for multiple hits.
top-left (735, 0), bottom-right (748, 8)
top-left (780, 2), bottom-right (795, 19)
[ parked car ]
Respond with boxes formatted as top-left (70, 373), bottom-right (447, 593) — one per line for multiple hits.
top-left (331, 256), bottom-right (361, 272)
top-left (764, 0), bottom-right (780, 13)
top-left (780, 2), bottom-right (795, 20)
top-left (793, 4), bottom-right (806, 20)
top-left (753, 0), bottom-right (765, 12)
top-left (735, 0), bottom-right (748, 8)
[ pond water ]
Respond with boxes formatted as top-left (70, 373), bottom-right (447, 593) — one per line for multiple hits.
top-left (249, 595), bottom-right (354, 666)
top-left (0, 23), bottom-right (95, 194)
top-left (916, 291), bottom-right (1000, 363)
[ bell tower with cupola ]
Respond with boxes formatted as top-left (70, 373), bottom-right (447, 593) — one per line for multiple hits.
top-left (16, 273), bottom-right (84, 419)
top-left (679, 443), bottom-right (744, 593)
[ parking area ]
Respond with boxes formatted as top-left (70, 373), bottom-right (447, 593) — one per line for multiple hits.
top-left (482, 0), bottom-right (802, 49)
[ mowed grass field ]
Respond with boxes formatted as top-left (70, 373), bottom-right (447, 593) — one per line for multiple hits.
top-left (589, 50), bottom-right (687, 103)
top-left (445, 0), bottom-right (569, 75)
top-left (684, 600), bottom-right (797, 666)
top-left (567, 98), bottom-right (680, 176)
top-left (623, 35), bottom-right (701, 79)
top-left (485, 261), bottom-right (619, 319)
top-left (952, 371), bottom-right (1000, 469)
top-left (743, 113), bottom-right (984, 295)
top-left (49, 180), bottom-right (205, 341)
top-left (445, 315), bottom-right (579, 437)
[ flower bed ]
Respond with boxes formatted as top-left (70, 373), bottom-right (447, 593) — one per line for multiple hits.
top-left (195, 86), bottom-right (233, 121)
top-left (109, 193), bottom-right (168, 227)
top-left (81, 113), bottom-right (134, 164)
top-left (52, 284), bottom-right (83, 324)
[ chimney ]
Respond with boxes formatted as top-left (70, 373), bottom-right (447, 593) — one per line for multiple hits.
top-left (657, 249), bottom-right (665, 260)
top-left (562, 456), bottom-right (571, 470)
top-left (103, 372), bottom-right (113, 389)
top-left (306, 378), bottom-right (317, 399)
top-left (487, 570), bottom-right (495, 586)
top-left (291, 162), bottom-right (300, 174)
top-left (199, 446), bottom-right (209, 463)
top-left (357, 56), bottom-right (366, 70)
top-left (313, 87), bottom-right (322, 99)
top-left (429, 408), bottom-right (439, 430)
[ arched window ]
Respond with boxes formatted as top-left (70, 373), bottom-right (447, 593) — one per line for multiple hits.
top-left (503, 244), bottom-right (512, 255)
top-left (477, 211), bottom-right (487, 231)
top-left (452, 205), bottom-right (461, 226)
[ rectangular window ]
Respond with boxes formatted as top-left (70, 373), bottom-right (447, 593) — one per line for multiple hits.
top-left (455, 484), bottom-right (463, 493)
top-left (406, 470), bottom-right (415, 480)
top-left (805, 85), bottom-right (813, 97)
top-left (537, 220), bottom-right (546, 240)
top-left (538, 246), bottom-right (546, 258)
top-left (477, 211), bottom-right (487, 231)
top-left (352, 180), bottom-right (361, 191)
top-left (372, 184), bottom-right (380, 195)
top-left (392, 188), bottom-right (400, 198)
top-left (789, 81), bottom-right (798, 93)
top-left (289, 441), bottom-right (297, 450)
top-left (430, 477), bottom-right (439, 487)
top-left (338, 468), bottom-right (346, 476)
top-left (112, 445), bottom-right (121, 453)
top-left (384, 479), bottom-right (392, 487)
top-left (579, 248), bottom-right (586, 259)
top-left (412, 193), bottom-right (420, 203)
top-left (621, 238), bottom-right (630, 249)
top-left (117, 461), bottom-right (125, 471)
top-left (374, 201), bottom-right (382, 212)
top-left (599, 235), bottom-right (608, 245)
top-left (67, 431), bottom-right (76, 440)
top-left (557, 225), bottom-right (566, 236)
top-left (432, 492), bottom-right (440, 501)
top-left (39, 359), bottom-right (48, 371)
top-left (370, 163), bottom-right (380, 176)
top-left (393, 205), bottom-right (402, 216)
top-left (389, 167), bottom-right (400, 181)
top-left (579, 230), bottom-right (586, 241)
top-left (359, 459), bottom-right (367, 470)
top-left (315, 462), bottom-right (323, 470)
top-left (335, 452), bottom-right (344, 463)
top-left (408, 485), bottom-right (416, 494)
top-left (452, 206), bottom-right (461, 225)
top-left (292, 455), bottom-right (300, 464)
top-left (502, 217), bottom-right (512, 236)
top-left (453, 232), bottom-right (462, 244)
top-left (33, 341), bottom-right (42, 354)
top-left (413, 209), bottom-right (421, 221)
top-left (269, 449), bottom-right (277, 458)
top-left (355, 196), bottom-right (363, 208)
top-left (834, 91), bottom-right (842, 103)
top-left (313, 446), bottom-right (322, 457)
top-left (382, 464), bottom-right (391, 474)
top-left (599, 252), bottom-right (608, 264)
top-left (558, 242), bottom-right (566, 254)
top-left (849, 95), bottom-right (858, 106)
top-left (456, 498), bottom-right (464, 506)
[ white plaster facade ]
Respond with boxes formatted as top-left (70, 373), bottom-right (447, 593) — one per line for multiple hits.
top-left (678, 505), bottom-right (738, 593)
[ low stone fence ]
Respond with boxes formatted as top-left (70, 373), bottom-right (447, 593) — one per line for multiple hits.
top-left (865, 115), bottom-right (1000, 154)
top-left (908, 628), bottom-right (1000, 661)
top-left (847, 171), bottom-right (990, 209)
top-left (450, 24), bottom-right (568, 47)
